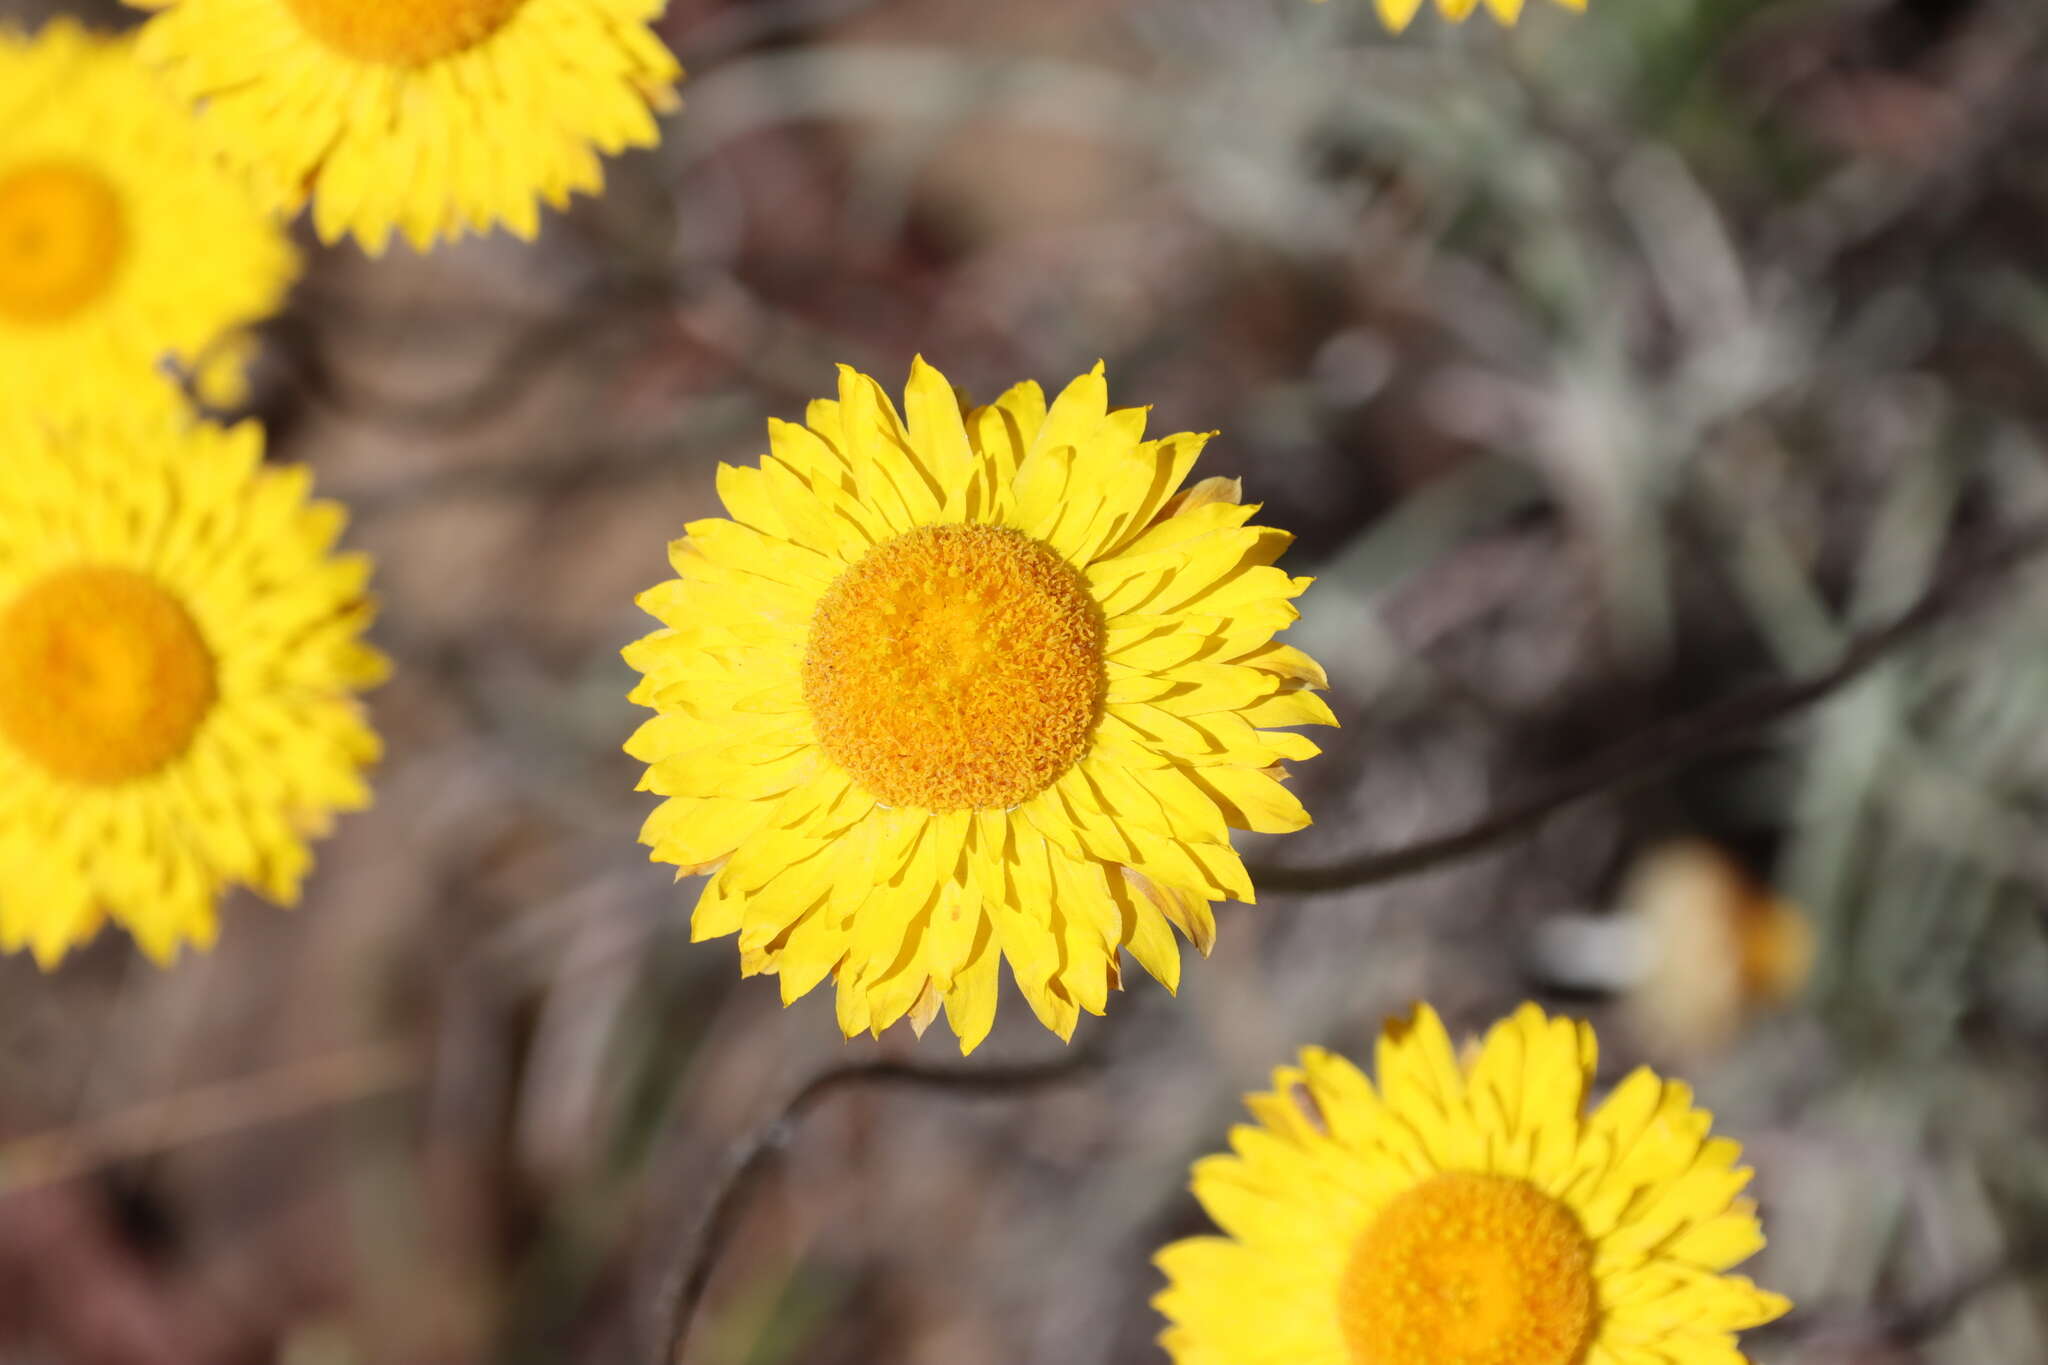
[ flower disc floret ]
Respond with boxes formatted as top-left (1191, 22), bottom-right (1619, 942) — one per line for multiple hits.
top-left (0, 567), bottom-right (217, 786)
top-left (803, 524), bottom-right (1103, 811)
top-left (281, 0), bottom-right (525, 64)
top-left (1340, 1172), bottom-right (1596, 1365)
top-left (0, 162), bottom-right (125, 324)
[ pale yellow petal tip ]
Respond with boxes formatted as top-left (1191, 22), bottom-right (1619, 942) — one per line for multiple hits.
top-left (1294, 1042), bottom-right (1340, 1074)
top-left (28, 933), bottom-right (83, 972)
top-left (1377, 0), bottom-right (1424, 29)
top-left (1363, 0), bottom-right (1583, 29)
top-left (1381, 999), bottom-right (1447, 1045)
top-left (1754, 1285), bottom-right (1795, 1324)
top-left (1506, 998), bottom-right (1553, 1033)
top-left (354, 643), bottom-right (397, 692)
top-left (189, 330), bottom-right (261, 410)
top-left (1048, 1010), bottom-right (1079, 1044)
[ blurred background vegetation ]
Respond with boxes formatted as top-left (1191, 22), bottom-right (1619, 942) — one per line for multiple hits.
top-left (3, 0), bottom-right (2048, 1361)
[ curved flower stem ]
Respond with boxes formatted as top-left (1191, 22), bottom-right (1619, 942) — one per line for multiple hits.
top-left (1250, 518), bottom-right (2048, 897)
top-left (647, 1044), bottom-right (1108, 1365)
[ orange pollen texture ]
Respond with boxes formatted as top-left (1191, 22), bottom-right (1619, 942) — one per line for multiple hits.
top-left (802, 523), bottom-right (1104, 812)
top-left (0, 161), bottom-right (126, 325)
top-left (1339, 1172), bottom-right (1599, 1365)
top-left (0, 566), bottom-right (218, 786)
top-left (280, 0), bottom-right (526, 64)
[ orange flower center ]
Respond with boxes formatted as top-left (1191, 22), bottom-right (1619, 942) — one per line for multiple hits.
top-left (802, 524), bottom-right (1103, 811)
top-left (0, 162), bottom-right (126, 325)
top-left (280, 0), bottom-right (525, 65)
top-left (0, 567), bottom-right (218, 785)
top-left (1339, 1172), bottom-right (1598, 1365)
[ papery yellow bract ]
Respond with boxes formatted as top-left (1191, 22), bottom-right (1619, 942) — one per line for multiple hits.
top-left (623, 360), bottom-right (1335, 1052)
top-left (1154, 1003), bottom-right (1789, 1365)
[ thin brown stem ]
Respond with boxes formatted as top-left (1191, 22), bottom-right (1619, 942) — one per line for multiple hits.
top-left (0, 1038), bottom-right (423, 1196)
top-left (648, 1045), bottom-right (1105, 1365)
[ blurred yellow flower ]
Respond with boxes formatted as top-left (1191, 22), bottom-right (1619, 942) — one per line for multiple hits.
top-left (1155, 1003), bottom-right (1789, 1365)
top-left (1319, 0), bottom-right (1587, 30)
top-left (133, 0), bottom-right (683, 253)
top-left (0, 417), bottom-right (388, 965)
top-left (1607, 841), bottom-right (1816, 1064)
top-left (624, 359), bottom-right (1333, 1052)
top-left (0, 22), bottom-right (296, 420)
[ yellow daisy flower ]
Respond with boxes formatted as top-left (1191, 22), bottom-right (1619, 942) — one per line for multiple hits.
top-left (1154, 1003), bottom-right (1791, 1365)
top-left (0, 22), bottom-right (297, 420)
top-left (0, 416), bottom-right (388, 965)
top-left (132, 0), bottom-right (683, 254)
top-left (624, 360), bottom-right (1333, 1053)
top-left (1318, 0), bottom-right (1587, 30)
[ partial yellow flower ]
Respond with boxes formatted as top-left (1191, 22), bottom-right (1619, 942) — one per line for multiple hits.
top-left (1316, 0), bottom-right (1587, 31)
top-left (624, 360), bottom-right (1333, 1053)
top-left (0, 416), bottom-right (388, 965)
top-left (0, 22), bottom-right (297, 420)
top-left (1154, 1003), bottom-right (1790, 1365)
top-left (1621, 841), bottom-right (1814, 1062)
top-left (132, 0), bottom-right (683, 253)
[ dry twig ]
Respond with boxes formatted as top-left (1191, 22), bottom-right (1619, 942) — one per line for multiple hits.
top-left (0, 1038), bottom-right (424, 1197)
top-left (1251, 517), bottom-right (2048, 896)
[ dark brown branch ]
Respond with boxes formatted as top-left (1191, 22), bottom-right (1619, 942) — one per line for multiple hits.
top-left (1251, 518), bottom-right (2048, 897)
top-left (647, 1044), bottom-right (1106, 1365)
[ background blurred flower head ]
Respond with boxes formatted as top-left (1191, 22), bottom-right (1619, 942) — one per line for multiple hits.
top-left (1533, 840), bottom-right (1816, 1062)
top-left (131, 0), bottom-right (683, 252)
top-left (0, 20), bottom-right (296, 420)
top-left (0, 416), bottom-right (387, 964)
top-left (1619, 840), bottom-right (1815, 1061)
